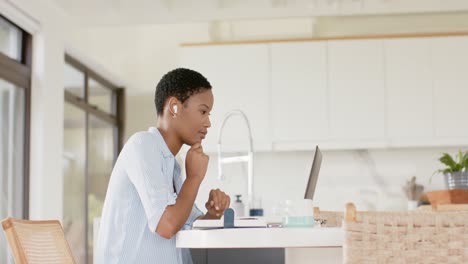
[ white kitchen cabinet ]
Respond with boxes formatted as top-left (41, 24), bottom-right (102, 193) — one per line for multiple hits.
top-left (180, 44), bottom-right (271, 153)
top-left (431, 36), bottom-right (468, 140)
top-left (270, 42), bottom-right (329, 149)
top-left (327, 39), bottom-right (386, 142)
top-left (384, 38), bottom-right (434, 146)
top-left (179, 35), bottom-right (468, 152)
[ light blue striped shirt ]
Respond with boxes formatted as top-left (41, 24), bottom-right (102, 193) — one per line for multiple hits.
top-left (96, 127), bottom-right (203, 264)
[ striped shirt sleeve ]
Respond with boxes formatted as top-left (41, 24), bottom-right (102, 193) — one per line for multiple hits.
top-left (183, 204), bottom-right (204, 230)
top-left (125, 133), bottom-right (177, 232)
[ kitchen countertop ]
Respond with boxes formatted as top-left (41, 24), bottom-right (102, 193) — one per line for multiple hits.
top-left (176, 227), bottom-right (343, 249)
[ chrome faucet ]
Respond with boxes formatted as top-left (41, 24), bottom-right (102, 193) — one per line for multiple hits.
top-left (217, 109), bottom-right (254, 207)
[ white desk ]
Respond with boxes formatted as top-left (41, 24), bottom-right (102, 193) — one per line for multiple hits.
top-left (176, 227), bottom-right (343, 264)
top-left (176, 227), bottom-right (342, 248)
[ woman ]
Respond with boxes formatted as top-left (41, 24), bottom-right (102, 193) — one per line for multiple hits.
top-left (96, 68), bottom-right (230, 263)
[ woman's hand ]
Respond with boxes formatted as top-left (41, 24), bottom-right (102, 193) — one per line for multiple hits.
top-left (205, 189), bottom-right (231, 218)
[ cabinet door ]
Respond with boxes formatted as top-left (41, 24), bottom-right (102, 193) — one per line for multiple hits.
top-left (328, 39), bottom-right (385, 141)
top-left (271, 42), bottom-right (328, 146)
top-left (180, 44), bottom-right (271, 152)
top-left (431, 36), bottom-right (468, 139)
top-left (385, 38), bottom-right (433, 145)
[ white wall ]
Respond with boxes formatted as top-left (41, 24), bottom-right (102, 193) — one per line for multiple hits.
top-left (66, 13), bottom-right (468, 215)
top-left (1, 0), bottom-right (70, 220)
top-left (125, 94), bottom-right (158, 138)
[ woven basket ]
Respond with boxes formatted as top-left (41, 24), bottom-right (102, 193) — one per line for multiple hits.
top-left (343, 203), bottom-right (468, 264)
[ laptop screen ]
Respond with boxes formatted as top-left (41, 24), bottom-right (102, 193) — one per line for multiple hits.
top-left (304, 146), bottom-right (322, 200)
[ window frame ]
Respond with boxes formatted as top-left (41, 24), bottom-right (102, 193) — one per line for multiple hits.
top-left (64, 54), bottom-right (125, 145)
top-left (0, 15), bottom-right (32, 219)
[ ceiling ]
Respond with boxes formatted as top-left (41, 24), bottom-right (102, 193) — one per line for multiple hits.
top-left (51, 0), bottom-right (468, 27)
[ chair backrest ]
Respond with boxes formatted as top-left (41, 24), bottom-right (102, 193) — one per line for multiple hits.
top-left (343, 203), bottom-right (468, 264)
top-left (313, 207), bottom-right (344, 227)
top-left (1, 217), bottom-right (76, 264)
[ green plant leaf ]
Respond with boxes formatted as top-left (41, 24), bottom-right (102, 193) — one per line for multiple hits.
top-left (442, 168), bottom-right (452, 174)
top-left (463, 151), bottom-right (468, 170)
top-left (439, 153), bottom-right (458, 171)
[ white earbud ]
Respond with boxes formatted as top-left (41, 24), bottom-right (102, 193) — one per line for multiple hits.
top-left (173, 105), bottom-right (178, 114)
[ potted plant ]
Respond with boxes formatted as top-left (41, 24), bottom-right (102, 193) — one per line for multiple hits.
top-left (436, 150), bottom-right (468, 189)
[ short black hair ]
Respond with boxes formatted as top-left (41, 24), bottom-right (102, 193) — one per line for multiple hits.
top-left (155, 68), bottom-right (212, 116)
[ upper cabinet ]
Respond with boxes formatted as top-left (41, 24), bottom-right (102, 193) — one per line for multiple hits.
top-left (270, 42), bottom-right (329, 149)
top-left (431, 36), bottom-right (468, 141)
top-left (384, 38), bottom-right (434, 146)
top-left (180, 44), bottom-right (271, 153)
top-left (180, 34), bottom-right (468, 152)
top-left (327, 39), bottom-right (385, 141)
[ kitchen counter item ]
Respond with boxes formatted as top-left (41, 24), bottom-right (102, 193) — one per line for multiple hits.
top-left (426, 189), bottom-right (468, 205)
top-left (283, 199), bottom-right (314, 228)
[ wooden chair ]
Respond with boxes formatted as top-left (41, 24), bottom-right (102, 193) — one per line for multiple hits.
top-left (1, 217), bottom-right (76, 264)
top-left (313, 207), bottom-right (344, 227)
top-left (343, 203), bottom-right (468, 263)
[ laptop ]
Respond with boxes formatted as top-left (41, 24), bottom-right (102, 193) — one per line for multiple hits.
top-left (304, 146), bottom-right (322, 200)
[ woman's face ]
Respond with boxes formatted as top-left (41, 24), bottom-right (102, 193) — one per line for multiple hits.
top-left (175, 89), bottom-right (214, 146)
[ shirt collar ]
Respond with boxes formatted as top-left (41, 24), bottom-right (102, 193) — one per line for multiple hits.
top-left (148, 127), bottom-right (173, 158)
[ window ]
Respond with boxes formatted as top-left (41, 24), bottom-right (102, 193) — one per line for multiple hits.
top-left (63, 54), bottom-right (124, 264)
top-left (0, 15), bottom-right (31, 264)
top-left (0, 17), bottom-right (23, 61)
